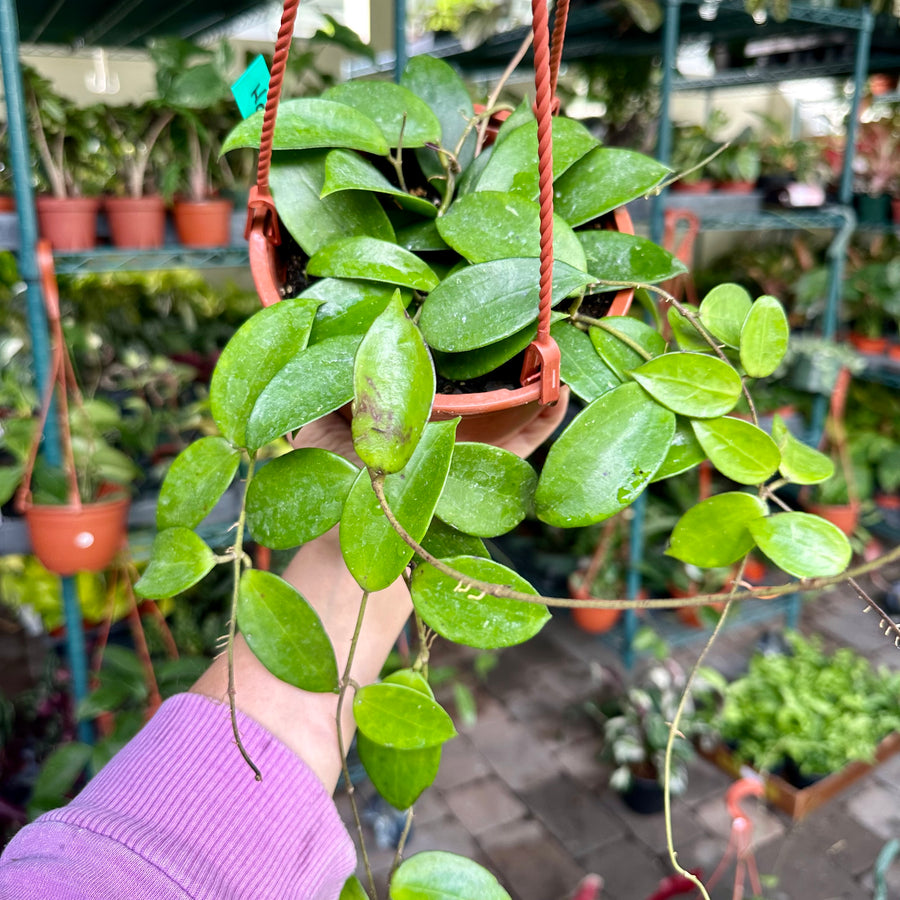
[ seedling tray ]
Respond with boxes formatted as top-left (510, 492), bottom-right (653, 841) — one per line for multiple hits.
top-left (700, 732), bottom-right (900, 820)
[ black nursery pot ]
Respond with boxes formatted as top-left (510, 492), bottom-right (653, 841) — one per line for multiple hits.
top-left (622, 774), bottom-right (665, 814)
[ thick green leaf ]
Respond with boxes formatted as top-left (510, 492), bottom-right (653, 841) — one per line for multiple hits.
top-left (419, 518), bottom-right (489, 561)
top-left (434, 312), bottom-right (566, 381)
top-left (436, 192), bottom-right (585, 270)
top-left (699, 284), bottom-right (752, 349)
top-left (357, 669), bottom-right (441, 810)
top-left (589, 316), bottom-right (667, 379)
top-left (748, 512), bottom-right (852, 578)
top-left (396, 220), bottom-right (448, 252)
top-left (210, 298), bottom-right (320, 447)
top-left (238, 569), bottom-right (338, 692)
top-left (324, 81), bottom-right (442, 148)
top-left (552, 319), bottom-right (621, 403)
top-left (302, 279), bottom-right (397, 343)
top-left (221, 98), bottom-right (389, 155)
top-left (308, 237), bottom-right (439, 292)
top-left (28, 742), bottom-right (92, 816)
top-left (245, 449), bottom-right (358, 549)
top-left (554, 148), bottom-right (670, 226)
top-left (651, 417), bottom-right (706, 481)
top-left (692, 417), bottom-right (781, 484)
top-left (339, 876), bottom-right (369, 900)
top-left (354, 683), bottom-right (456, 749)
top-left (244, 334), bottom-right (361, 450)
top-left (579, 231), bottom-right (687, 284)
top-left (772, 414), bottom-right (835, 485)
top-left (740, 295), bottom-right (790, 378)
top-left (340, 420), bottom-right (456, 591)
top-left (135, 527), bottom-right (216, 599)
top-left (271, 151), bottom-right (395, 256)
top-left (418, 259), bottom-right (593, 352)
top-left (156, 437), bottom-right (240, 530)
top-left (411, 555), bottom-right (547, 648)
top-left (390, 852), bottom-right (511, 900)
top-left (631, 353), bottom-right (743, 418)
top-left (668, 492), bottom-right (768, 567)
top-left (435, 443), bottom-right (537, 537)
top-left (401, 55), bottom-right (476, 192)
top-left (535, 382), bottom-right (675, 526)
top-left (352, 291), bottom-right (435, 473)
top-left (475, 118), bottom-right (599, 197)
top-left (322, 149), bottom-right (438, 218)
top-left (667, 304), bottom-right (709, 352)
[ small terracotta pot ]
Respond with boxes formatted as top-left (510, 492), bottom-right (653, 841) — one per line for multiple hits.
top-left (805, 500), bottom-right (860, 536)
top-left (670, 179), bottom-right (714, 194)
top-left (472, 104), bottom-right (512, 147)
top-left (888, 342), bottom-right (900, 361)
top-left (0, 195), bottom-right (15, 212)
top-left (173, 197), bottom-right (233, 247)
top-left (849, 332), bottom-right (889, 355)
top-left (568, 573), bottom-right (622, 634)
top-left (716, 180), bottom-right (756, 194)
top-left (36, 196), bottom-right (100, 251)
top-left (105, 195), bottom-right (166, 248)
top-left (23, 495), bottom-right (130, 576)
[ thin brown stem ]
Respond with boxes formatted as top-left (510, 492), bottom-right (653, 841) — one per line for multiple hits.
top-left (474, 31), bottom-right (532, 156)
top-left (850, 578), bottom-right (900, 649)
top-left (572, 314), bottom-right (653, 361)
top-left (390, 808), bottom-right (415, 878)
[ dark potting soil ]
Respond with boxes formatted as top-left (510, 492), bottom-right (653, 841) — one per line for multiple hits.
top-left (434, 354), bottom-right (525, 395)
top-left (278, 230), bottom-right (311, 299)
top-left (578, 292), bottom-right (616, 320)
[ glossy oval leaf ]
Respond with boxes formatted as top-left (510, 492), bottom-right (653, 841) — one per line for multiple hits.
top-left (156, 436), bottom-right (240, 530)
top-left (210, 297), bottom-right (320, 447)
top-left (748, 512), bottom-right (852, 578)
top-left (339, 876), bottom-right (369, 900)
top-left (352, 291), bottom-right (435, 473)
top-left (340, 420), bottom-right (457, 591)
top-left (418, 258), bottom-right (593, 352)
top-left (740, 295), bottom-right (790, 378)
top-left (692, 417), bottom-right (781, 485)
top-left (302, 279), bottom-right (397, 343)
top-left (357, 733), bottom-right (441, 812)
top-left (631, 353), bottom-right (743, 418)
top-left (391, 851), bottom-right (511, 900)
top-left (772, 414), bottom-right (835, 485)
top-left (396, 220), bottom-right (448, 252)
top-left (221, 98), bottom-right (389, 155)
top-left (324, 81), bottom-right (442, 148)
top-left (135, 527), bottom-right (216, 599)
top-left (271, 151), bottom-right (395, 256)
top-left (245, 449), bottom-right (359, 549)
top-left (308, 236), bottom-right (438, 292)
top-left (401, 55), bottom-right (476, 192)
top-left (667, 304), bottom-right (709, 352)
top-left (244, 334), bottom-right (361, 450)
top-left (322, 149), bottom-right (438, 218)
top-left (579, 230), bottom-right (687, 284)
top-left (411, 555), bottom-right (548, 648)
top-left (475, 118), bottom-right (599, 198)
top-left (667, 492), bottom-right (768, 567)
top-left (435, 443), bottom-right (537, 537)
top-left (353, 683), bottom-right (456, 749)
top-left (535, 382), bottom-right (675, 526)
top-left (589, 316), bottom-right (667, 380)
top-left (436, 192), bottom-right (586, 270)
top-left (554, 148), bottom-right (670, 226)
top-left (552, 319), bottom-right (621, 403)
top-left (651, 417), bottom-right (706, 481)
top-left (419, 518), bottom-right (489, 561)
top-left (699, 284), bottom-right (752, 349)
top-left (238, 569), bottom-right (338, 692)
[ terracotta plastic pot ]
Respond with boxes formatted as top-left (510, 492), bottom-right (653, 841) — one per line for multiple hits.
top-left (568, 572), bottom-right (621, 634)
top-left (36, 196), bottom-right (100, 251)
top-left (173, 198), bottom-right (233, 247)
top-left (848, 332), bottom-right (888, 355)
top-left (105, 195), bottom-right (166, 248)
top-left (23, 495), bottom-right (130, 575)
top-left (250, 205), bottom-right (636, 445)
top-left (670, 179), bottom-right (714, 195)
top-left (0, 195), bottom-right (15, 212)
top-left (716, 180), bottom-right (756, 194)
top-left (804, 500), bottom-right (860, 536)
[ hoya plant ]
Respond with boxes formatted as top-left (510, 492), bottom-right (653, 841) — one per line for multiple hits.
top-left (134, 56), bottom-right (852, 900)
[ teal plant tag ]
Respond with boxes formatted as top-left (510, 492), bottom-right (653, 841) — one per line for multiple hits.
top-left (231, 55), bottom-right (270, 118)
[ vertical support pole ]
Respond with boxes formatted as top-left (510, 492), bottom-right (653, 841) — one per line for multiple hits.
top-left (651, 0), bottom-right (681, 246)
top-left (0, 0), bottom-right (92, 744)
top-left (393, 0), bottom-right (406, 83)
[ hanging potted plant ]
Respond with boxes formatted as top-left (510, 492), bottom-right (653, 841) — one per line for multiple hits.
top-left (131, 22), bottom-right (856, 895)
top-left (23, 68), bottom-right (114, 251)
top-left (3, 245), bottom-right (135, 575)
top-left (149, 38), bottom-right (236, 248)
top-left (102, 102), bottom-right (175, 248)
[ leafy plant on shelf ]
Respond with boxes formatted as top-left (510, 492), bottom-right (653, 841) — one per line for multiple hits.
top-left (133, 56), bottom-right (854, 899)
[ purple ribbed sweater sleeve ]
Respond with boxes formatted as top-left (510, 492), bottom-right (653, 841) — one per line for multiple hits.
top-left (0, 693), bottom-right (356, 899)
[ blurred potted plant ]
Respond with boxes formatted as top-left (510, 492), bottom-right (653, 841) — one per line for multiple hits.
top-left (706, 126), bottom-right (760, 193)
top-left (102, 102), bottom-right (175, 248)
top-left (23, 68), bottom-right (115, 250)
top-left (149, 38), bottom-right (235, 247)
top-left (669, 118), bottom-right (720, 193)
top-left (843, 258), bottom-right (900, 353)
top-left (567, 515), bottom-right (628, 634)
top-left (853, 120), bottom-right (900, 225)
